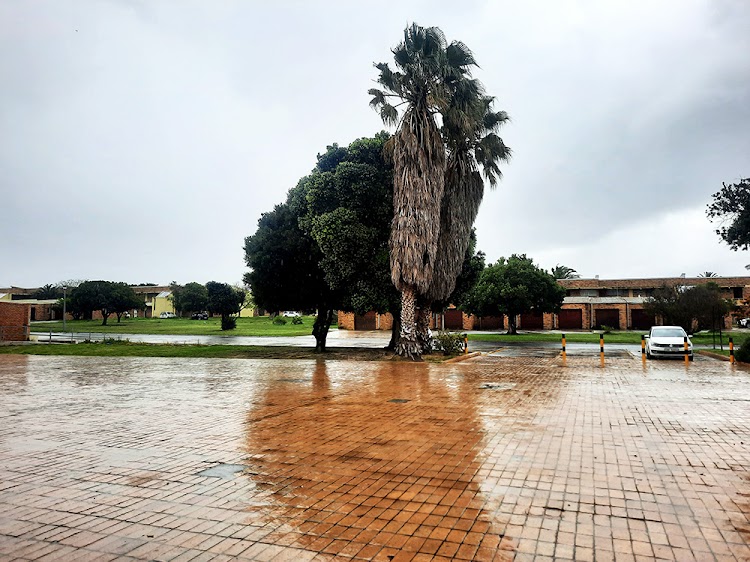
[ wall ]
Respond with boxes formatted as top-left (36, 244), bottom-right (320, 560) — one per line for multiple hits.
top-left (0, 302), bottom-right (31, 341)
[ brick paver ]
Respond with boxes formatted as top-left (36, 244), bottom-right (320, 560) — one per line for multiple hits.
top-left (0, 353), bottom-right (748, 560)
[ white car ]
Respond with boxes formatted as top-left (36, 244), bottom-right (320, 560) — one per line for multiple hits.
top-left (282, 311), bottom-right (301, 317)
top-left (159, 312), bottom-right (176, 319)
top-left (645, 326), bottom-right (693, 360)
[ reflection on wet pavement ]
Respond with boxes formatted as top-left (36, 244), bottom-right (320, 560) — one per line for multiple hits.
top-left (0, 354), bottom-right (748, 560)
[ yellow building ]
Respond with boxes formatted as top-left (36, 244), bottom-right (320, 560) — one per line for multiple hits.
top-left (152, 291), bottom-right (177, 318)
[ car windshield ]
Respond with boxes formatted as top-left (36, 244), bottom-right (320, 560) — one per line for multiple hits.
top-left (652, 328), bottom-right (685, 338)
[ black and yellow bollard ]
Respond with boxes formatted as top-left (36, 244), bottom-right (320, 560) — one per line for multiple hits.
top-left (730, 337), bottom-right (735, 364)
top-left (684, 335), bottom-right (689, 366)
top-left (562, 333), bottom-right (566, 354)
top-left (641, 334), bottom-right (646, 364)
top-left (599, 333), bottom-right (605, 366)
top-left (464, 335), bottom-right (468, 355)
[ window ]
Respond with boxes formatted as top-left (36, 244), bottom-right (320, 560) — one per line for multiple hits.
top-left (733, 287), bottom-right (743, 299)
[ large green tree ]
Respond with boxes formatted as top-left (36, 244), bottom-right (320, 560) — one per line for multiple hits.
top-left (301, 135), bottom-right (401, 345)
top-left (244, 181), bottom-right (335, 350)
top-left (462, 255), bottom-right (565, 334)
top-left (707, 177), bottom-right (750, 250)
top-left (370, 23), bottom-right (509, 358)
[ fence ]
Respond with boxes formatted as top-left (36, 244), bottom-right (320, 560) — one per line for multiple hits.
top-left (0, 325), bottom-right (31, 342)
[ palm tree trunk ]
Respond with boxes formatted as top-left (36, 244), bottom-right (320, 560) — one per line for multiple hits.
top-left (396, 285), bottom-right (421, 358)
top-left (417, 303), bottom-right (432, 354)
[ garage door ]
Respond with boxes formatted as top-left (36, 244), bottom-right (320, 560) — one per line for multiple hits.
top-left (631, 309), bottom-right (655, 330)
top-left (520, 311), bottom-right (544, 330)
top-left (354, 311), bottom-right (377, 330)
top-left (477, 315), bottom-right (503, 330)
top-left (594, 309), bottom-right (620, 330)
top-left (558, 309), bottom-right (583, 330)
top-left (444, 309), bottom-right (463, 330)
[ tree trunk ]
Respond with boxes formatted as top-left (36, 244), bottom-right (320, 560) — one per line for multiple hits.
top-left (395, 286), bottom-right (421, 359)
top-left (507, 314), bottom-right (517, 335)
top-left (101, 311), bottom-right (109, 326)
top-left (387, 314), bottom-right (401, 351)
top-left (313, 308), bottom-right (333, 352)
top-left (416, 304), bottom-right (432, 354)
top-left (116, 312), bottom-right (123, 323)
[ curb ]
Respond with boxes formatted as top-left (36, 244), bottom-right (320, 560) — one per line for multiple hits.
top-left (444, 351), bottom-right (482, 363)
top-left (696, 350), bottom-right (730, 362)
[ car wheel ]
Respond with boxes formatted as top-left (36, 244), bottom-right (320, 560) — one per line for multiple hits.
top-left (646, 351), bottom-right (652, 359)
top-left (689, 355), bottom-right (694, 362)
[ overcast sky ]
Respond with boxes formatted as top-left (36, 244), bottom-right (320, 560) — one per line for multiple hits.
top-left (2, 0), bottom-right (749, 288)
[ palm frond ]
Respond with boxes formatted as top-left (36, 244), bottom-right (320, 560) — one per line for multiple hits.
top-left (368, 88), bottom-right (386, 109)
top-left (446, 41), bottom-right (477, 70)
top-left (380, 103), bottom-right (399, 127)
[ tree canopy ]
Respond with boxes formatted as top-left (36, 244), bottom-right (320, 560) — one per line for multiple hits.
top-left (707, 177), bottom-right (750, 250)
top-left (462, 255), bottom-right (565, 334)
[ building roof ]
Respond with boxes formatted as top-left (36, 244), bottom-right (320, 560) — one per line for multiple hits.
top-left (558, 276), bottom-right (750, 289)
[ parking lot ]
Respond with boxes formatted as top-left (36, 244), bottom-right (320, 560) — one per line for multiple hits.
top-left (0, 352), bottom-right (748, 560)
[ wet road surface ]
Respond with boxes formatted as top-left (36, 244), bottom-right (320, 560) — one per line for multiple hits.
top-left (0, 353), bottom-right (748, 560)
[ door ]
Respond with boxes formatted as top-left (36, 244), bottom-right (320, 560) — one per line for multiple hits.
top-left (558, 309), bottom-right (583, 330)
top-left (444, 309), bottom-right (463, 330)
top-left (354, 311), bottom-right (377, 330)
top-left (631, 309), bottom-right (654, 330)
top-left (477, 316), bottom-right (504, 330)
top-left (520, 311), bottom-right (544, 329)
top-left (594, 309), bottom-right (620, 330)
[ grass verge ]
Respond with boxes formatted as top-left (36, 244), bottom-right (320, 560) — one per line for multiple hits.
top-left (0, 341), bottom-right (391, 361)
top-left (467, 331), bottom-right (738, 346)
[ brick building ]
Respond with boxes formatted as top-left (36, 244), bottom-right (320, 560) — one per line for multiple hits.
top-left (0, 301), bottom-right (31, 341)
top-left (338, 276), bottom-right (750, 331)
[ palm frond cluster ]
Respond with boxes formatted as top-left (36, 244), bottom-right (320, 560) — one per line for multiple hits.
top-left (369, 23), bottom-right (511, 357)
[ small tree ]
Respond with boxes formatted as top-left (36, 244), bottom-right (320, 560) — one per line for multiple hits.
top-left (462, 255), bottom-right (566, 334)
top-left (206, 281), bottom-right (245, 330)
top-left (109, 283), bottom-right (142, 323)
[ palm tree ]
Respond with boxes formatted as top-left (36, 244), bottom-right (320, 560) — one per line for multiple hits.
top-left (370, 24), bottom-right (469, 358)
top-left (698, 271), bottom-right (719, 278)
top-left (551, 264), bottom-right (580, 279)
top-left (427, 94), bottom-right (510, 303)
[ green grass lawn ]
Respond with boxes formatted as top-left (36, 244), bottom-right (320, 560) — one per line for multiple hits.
top-left (29, 316), bottom-right (323, 337)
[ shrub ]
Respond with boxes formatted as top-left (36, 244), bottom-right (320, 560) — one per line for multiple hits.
top-left (291, 316), bottom-right (303, 325)
top-left (735, 338), bottom-right (750, 363)
top-left (432, 331), bottom-right (466, 356)
top-left (272, 316), bottom-right (287, 325)
top-left (599, 325), bottom-right (614, 334)
top-left (221, 317), bottom-right (237, 330)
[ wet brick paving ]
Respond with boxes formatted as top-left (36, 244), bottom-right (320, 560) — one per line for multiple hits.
top-left (0, 353), bottom-right (748, 561)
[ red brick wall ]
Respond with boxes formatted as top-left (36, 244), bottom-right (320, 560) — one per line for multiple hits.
top-left (0, 302), bottom-right (31, 341)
